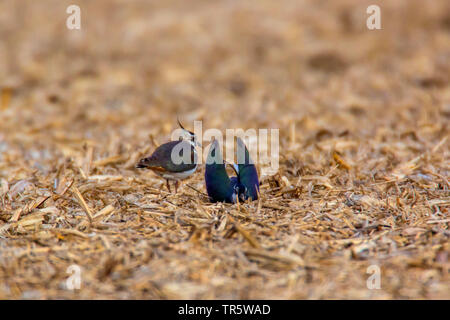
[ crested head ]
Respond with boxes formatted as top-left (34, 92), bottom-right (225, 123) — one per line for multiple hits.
top-left (177, 118), bottom-right (201, 147)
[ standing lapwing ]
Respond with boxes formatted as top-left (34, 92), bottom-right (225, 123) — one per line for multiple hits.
top-left (136, 120), bottom-right (199, 193)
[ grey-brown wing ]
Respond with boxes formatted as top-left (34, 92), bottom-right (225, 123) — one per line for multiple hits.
top-left (139, 140), bottom-right (197, 172)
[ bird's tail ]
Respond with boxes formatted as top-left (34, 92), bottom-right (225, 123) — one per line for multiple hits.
top-left (136, 156), bottom-right (156, 168)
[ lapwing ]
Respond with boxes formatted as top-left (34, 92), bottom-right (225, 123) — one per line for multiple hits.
top-left (136, 120), bottom-right (199, 193)
top-left (205, 137), bottom-right (259, 203)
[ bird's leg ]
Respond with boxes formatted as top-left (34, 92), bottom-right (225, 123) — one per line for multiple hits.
top-left (175, 180), bottom-right (180, 193)
top-left (166, 179), bottom-right (172, 193)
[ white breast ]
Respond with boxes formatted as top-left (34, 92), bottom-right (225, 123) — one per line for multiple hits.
top-left (156, 165), bottom-right (197, 181)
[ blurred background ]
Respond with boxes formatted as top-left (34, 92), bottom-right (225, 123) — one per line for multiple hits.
top-left (1, 0), bottom-right (449, 152)
top-left (0, 0), bottom-right (448, 299)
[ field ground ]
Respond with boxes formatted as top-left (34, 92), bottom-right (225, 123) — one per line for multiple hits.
top-left (0, 0), bottom-right (449, 299)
